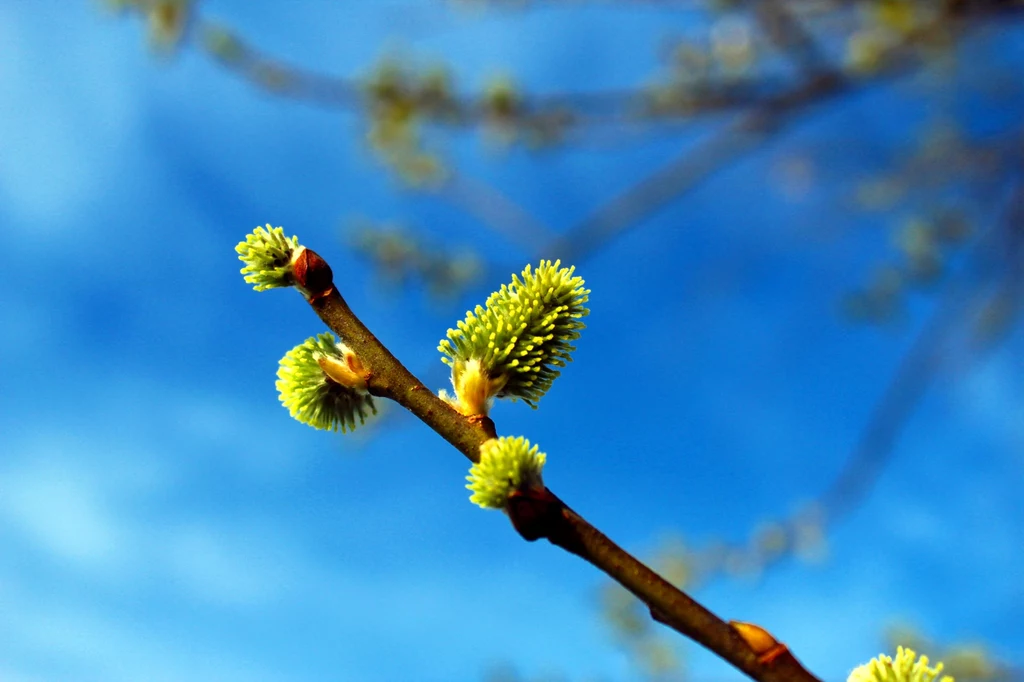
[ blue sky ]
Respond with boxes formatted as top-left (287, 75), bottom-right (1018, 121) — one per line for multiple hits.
top-left (1, 2), bottom-right (1022, 681)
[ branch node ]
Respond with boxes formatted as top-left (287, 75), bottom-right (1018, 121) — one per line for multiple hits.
top-left (506, 487), bottom-right (564, 543)
top-left (729, 620), bottom-right (794, 666)
top-left (466, 413), bottom-right (497, 439)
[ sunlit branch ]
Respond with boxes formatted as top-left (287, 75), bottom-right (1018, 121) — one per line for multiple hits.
top-left (275, 245), bottom-right (823, 682)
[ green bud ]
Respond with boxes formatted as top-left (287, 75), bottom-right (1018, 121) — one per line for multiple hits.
top-left (276, 333), bottom-right (376, 432)
top-left (236, 224), bottom-right (302, 291)
top-left (848, 647), bottom-right (953, 682)
top-left (439, 260), bottom-right (589, 409)
top-left (467, 436), bottom-right (546, 510)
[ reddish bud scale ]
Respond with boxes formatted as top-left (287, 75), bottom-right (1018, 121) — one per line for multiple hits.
top-left (293, 248), bottom-right (334, 298)
top-left (506, 487), bottom-right (563, 542)
top-left (729, 621), bottom-right (792, 666)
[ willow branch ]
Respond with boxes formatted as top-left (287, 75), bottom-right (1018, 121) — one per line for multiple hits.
top-left (543, 4), bottom-right (1015, 262)
top-left (174, 5), bottom-right (898, 135)
top-left (753, 0), bottom-right (829, 74)
top-left (289, 252), bottom-right (820, 682)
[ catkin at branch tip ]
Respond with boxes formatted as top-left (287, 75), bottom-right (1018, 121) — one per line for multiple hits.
top-left (236, 224), bottom-right (301, 291)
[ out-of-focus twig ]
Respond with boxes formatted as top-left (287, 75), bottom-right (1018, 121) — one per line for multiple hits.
top-left (542, 1), bottom-right (1021, 262)
top-left (542, 71), bottom-right (848, 262)
top-left (824, 180), bottom-right (1024, 521)
top-left (437, 171), bottom-right (558, 251)
top-left (753, 0), bottom-right (830, 74)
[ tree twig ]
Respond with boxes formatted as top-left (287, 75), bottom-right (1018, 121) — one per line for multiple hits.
top-left (821, 183), bottom-right (1024, 523)
top-left (437, 171), bottom-right (558, 251)
top-left (543, 3), bottom-right (1016, 262)
top-left (284, 250), bottom-right (822, 682)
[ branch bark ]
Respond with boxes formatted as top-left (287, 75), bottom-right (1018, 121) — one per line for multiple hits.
top-left (294, 256), bottom-right (821, 682)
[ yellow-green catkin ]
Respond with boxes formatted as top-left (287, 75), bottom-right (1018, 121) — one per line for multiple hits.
top-left (439, 260), bottom-right (589, 412)
top-left (467, 436), bottom-right (546, 509)
top-left (277, 333), bottom-right (376, 433)
top-left (848, 647), bottom-right (953, 682)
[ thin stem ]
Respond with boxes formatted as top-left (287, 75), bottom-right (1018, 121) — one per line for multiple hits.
top-left (311, 289), bottom-right (495, 460)
top-left (549, 497), bottom-right (815, 682)
top-left (543, 4), bottom-right (1005, 262)
top-left (299, 276), bottom-right (820, 682)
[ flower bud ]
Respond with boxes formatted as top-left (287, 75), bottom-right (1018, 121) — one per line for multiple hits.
top-left (467, 436), bottom-right (546, 510)
top-left (439, 260), bottom-right (589, 409)
top-left (277, 333), bottom-right (376, 432)
top-left (848, 647), bottom-right (953, 682)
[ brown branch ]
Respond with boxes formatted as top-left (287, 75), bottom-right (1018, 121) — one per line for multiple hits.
top-left (285, 248), bottom-right (821, 682)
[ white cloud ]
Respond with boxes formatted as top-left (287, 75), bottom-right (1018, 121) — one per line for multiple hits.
top-left (0, 580), bottom-right (286, 682)
top-left (0, 460), bottom-right (125, 569)
top-left (951, 350), bottom-right (1024, 455)
top-left (0, 407), bottom-right (302, 599)
top-left (162, 520), bottom-right (302, 608)
top-left (0, 433), bottom-right (170, 578)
